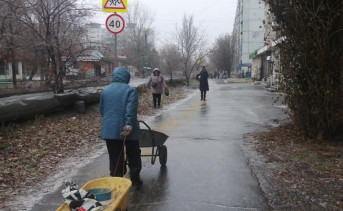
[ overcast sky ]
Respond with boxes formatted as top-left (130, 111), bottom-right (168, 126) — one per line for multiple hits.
top-left (81, 0), bottom-right (237, 48)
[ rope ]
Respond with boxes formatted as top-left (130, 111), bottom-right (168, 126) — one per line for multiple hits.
top-left (113, 135), bottom-right (127, 177)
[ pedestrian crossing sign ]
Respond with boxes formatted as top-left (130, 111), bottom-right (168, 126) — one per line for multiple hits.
top-left (102, 0), bottom-right (127, 13)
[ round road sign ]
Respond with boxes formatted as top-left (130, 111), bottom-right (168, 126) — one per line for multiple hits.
top-left (105, 14), bottom-right (125, 34)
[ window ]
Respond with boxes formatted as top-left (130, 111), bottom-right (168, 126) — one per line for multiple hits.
top-left (0, 60), bottom-right (6, 75)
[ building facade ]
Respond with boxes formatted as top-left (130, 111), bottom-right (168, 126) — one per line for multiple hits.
top-left (0, 59), bottom-right (24, 88)
top-left (250, 2), bottom-right (283, 87)
top-left (232, 0), bottom-right (266, 77)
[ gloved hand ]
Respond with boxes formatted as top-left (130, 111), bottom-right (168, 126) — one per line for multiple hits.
top-left (120, 125), bottom-right (133, 136)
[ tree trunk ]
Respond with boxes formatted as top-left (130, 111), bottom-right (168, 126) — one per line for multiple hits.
top-left (56, 64), bottom-right (64, 93)
top-left (29, 51), bottom-right (40, 80)
top-left (8, 21), bottom-right (17, 88)
top-left (10, 51), bottom-right (17, 88)
top-left (186, 75), bottom-right (190, 86)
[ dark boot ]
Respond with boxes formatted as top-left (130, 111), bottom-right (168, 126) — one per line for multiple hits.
top-left (130, 168), bottom-right (143, 189)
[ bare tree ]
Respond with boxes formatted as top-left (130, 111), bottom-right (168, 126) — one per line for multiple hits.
top-left (230, 33), bottom-right (238, 75)
top-left (0, 1), bottom-right (48, 83)
top-left (0, 1), bottom-right (10, 41)
top-left (122, 1), bottom-right (157, 76)
top-left (8, 0), bottom-right (91, 93)
top-left (0, 0), bottom-right (27, 87)
top-left (174, 14), bottom-right (206, 86)
top-left (209, 34), bottom-right (234, 77)
top-left (159, 44), bottom-right (181, 81)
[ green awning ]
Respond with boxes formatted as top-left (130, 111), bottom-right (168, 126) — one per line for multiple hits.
top-left (249, 50), bottom-right (257, 59)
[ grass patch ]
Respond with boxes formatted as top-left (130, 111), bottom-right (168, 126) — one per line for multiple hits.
top-left (33, 115), bottom-right (45, 124)
top-left (314, 161), bottom-right (337, 171)
top-left (0, 122), bottom-right (19, 140)
top-left (28, 149), bottom-right (46, 158)
top-left (0, 140), bottom-right (10, 150)
top-left (25, 163), bottom-right (37, 173)
top-left (307, 153), bottom-right (317, 160)
top-left (289, 151), bottom-right (306, 163)
top-left (137, 79), bottom-right (190, 115)
top-left (275, 145), bottom-right (287, 153)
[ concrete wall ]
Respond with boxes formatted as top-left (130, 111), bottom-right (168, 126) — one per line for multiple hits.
top-left (251, 56), bottom-right (261, 79)
top-left (0, 80), bottom-right (41, 89)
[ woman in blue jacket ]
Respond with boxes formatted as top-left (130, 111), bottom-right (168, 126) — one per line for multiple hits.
top-left (99, 66), bottom-right (142, 188)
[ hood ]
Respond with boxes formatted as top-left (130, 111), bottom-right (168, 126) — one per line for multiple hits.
top-left (112, 66), bottom-right (131, 84)
top-left (153, 68), bottom-right (160, 74)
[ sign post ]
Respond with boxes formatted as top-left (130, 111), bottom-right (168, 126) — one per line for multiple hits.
top-left (105, 13), bottom-right (125, 66)
top-left (102, 0), bottom-right (127, 67)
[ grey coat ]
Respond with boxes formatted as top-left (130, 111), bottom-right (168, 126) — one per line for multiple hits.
top-left (147, 74), bottom-right (167, 94)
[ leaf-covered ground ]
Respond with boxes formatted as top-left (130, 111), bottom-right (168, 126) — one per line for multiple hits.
top-left (245, 123), bottom-right (343, 210)
top-left (0, 83), bottom-right (188, 209)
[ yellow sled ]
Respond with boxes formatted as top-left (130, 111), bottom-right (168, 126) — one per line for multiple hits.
top-left (56, 177), bottom-right (132, 211)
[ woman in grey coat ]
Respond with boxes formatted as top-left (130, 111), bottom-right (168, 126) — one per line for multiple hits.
top-left (146, 68), bottom-right (167, 108)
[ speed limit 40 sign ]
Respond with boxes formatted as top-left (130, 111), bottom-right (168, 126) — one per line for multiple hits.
top-left (105, 14), bottom-right (125, 34)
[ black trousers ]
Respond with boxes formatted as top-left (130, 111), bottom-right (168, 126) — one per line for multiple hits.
top-left (201, 90), bottom-right (207, 100)
top-left (105, 139), bottom-right (142, 177)
top-left (152, 93), bottom-right (162, 107)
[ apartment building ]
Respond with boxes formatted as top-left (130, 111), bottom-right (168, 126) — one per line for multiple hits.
top-left (232, 0), bottom-right (265, 77)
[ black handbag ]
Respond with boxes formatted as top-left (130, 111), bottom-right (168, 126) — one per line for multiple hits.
top-left (164, 87), bottom-right (169, 96)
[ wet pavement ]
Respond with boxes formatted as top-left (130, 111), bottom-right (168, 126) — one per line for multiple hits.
top-left (30, 80), bottom-right (287, 211)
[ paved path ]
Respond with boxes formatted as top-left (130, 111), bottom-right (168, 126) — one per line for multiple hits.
top-left (29, 80), bottom-right (286, 211)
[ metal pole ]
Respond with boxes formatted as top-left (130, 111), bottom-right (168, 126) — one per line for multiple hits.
top-left (114, 12), bottom-right (118, 67)
top-left (115, 33), bottom-right (118, 67)
top-left (144, 30), bottom-right (149, 77)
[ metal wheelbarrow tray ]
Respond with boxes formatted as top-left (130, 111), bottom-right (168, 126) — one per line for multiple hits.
top-left (139, 120), bottom-right (168, 166)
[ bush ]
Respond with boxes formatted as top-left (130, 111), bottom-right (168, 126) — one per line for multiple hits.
top-left (264, 1), bottom-right (343, 139)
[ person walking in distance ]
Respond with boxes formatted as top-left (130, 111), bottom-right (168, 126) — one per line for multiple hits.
top-left (99, 66), bottom-right (143, 188)
top-left (146, 68), bottom-right (167, 108)
top-left (196, 66), bottom-right (209, 101)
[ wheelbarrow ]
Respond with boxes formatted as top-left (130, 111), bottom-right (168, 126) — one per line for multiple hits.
top-left (139, 120), bottom-right (168, 166)
top-left (56, 177), bottom-right (132, 211)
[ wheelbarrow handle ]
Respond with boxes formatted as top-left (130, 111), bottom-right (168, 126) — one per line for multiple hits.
top-left (138, 120), bottom-right (157, 165)
top-left (138, 120), bottom-right (152, 131)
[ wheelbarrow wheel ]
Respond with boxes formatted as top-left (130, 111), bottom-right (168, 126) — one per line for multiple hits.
top-left (158, 145), bottom-right (167, 166)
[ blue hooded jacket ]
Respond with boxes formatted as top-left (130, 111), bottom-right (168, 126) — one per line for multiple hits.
top-left (99, 66), bottom-right (140, 141)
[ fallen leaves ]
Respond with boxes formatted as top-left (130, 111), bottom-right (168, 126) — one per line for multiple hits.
top-left (245, 123), bottom-right (343, 210)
